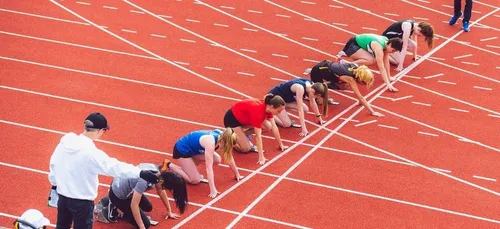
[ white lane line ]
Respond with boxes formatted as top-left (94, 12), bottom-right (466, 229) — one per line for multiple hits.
top-left (173, 61), bottom-right (189, 66)
top-left (130, 10), bottom-right (145, 14)
top-left (121, 29), bottom-right (137, 33)
top-left (354, 120), bottom-right (377, 127)
top-left (180, 38), bottom-right (196, 43)
top-left (379, 96), bottom-right (394, 101)
top-left (302, 37), bottom-right (318, 41)
top-left (276, 14), bottom-right (291, 18)
top-left (220, 6), bottom-right (235, 10)
top-left (417, 131), bottom-right (439, 137)
top-left (461, 61), bottom-right (480, 66)
top-left (384, 12), bottom-right (399, 16)
top-left (237, 72), bottom-right (255, 76)
top-left (473, 86), bottom-right (493, 91)
top-left (417, 0), bottom-right (430, 3)
top-left (378, 124), bottom-right (399, 130)
top-left (271, 78), bottom-right (287, 82)
top-left (362, 27), bottom-right (377, 31)
top-left (486, 45), bottom-right (500, 49)
top-left (240, 48), bottom-right (257, 53)
top-left (449, 108), bottom-right (470, 113)
top-left (404, 75), bottom-right (421, 79)
top-left (480, 37), bottom-right (497, 41)
top-left (204, 66), bottom-right (222, 71)
top-left (393, 95), bottom-right (413, 101)
top-left (331, 22), bottom-right (348, 27)
top-left (340, 118), bottom-right (359, 123)
top-left (473, 175), bottom-right (497, 182)
top-left (150, 34), bottom-right (166, 38)
top-left (453, 54), bottom-right (473, 59)
top-left (76, 1), bottom-right (90, 5)
top-left (328, 5), bottom-right (343, 8)
top-left (243, 28), bottom-right (258, 32)
top-left (272, 53), bottom-right (289, 58)
top-left (413, 16), bottom-right (429, 20)
top-left (303, 58), bottom-right (319, 63)
top-left (412, 102), bottom-right (432, 106)
top-left (428, 56), bottom-right (446, 61)
top-left (213, 23), bottom-right (229, 27)
top-left (433, 168), bottom-right (452, 173)
top-left (248, 9), bottom-right (263, 14)
top-left (423, 73), bottom-right (444, 79)
top-left (488, 114), bottom-right (500, 119)
top-left (103, 6), bottom-right (117, 10)
top-left (158, 15), bottom-right (173, 19)
top-left (438, 80), bottom-right (456, 85)
top-left (185, 19), bottom-right (201, 23)
top-left (332, 41), bottom-right (345, 45)
top-left (301, 1), bottom-right (316, 4)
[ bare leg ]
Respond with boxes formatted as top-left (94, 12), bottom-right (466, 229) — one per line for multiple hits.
top-left (274, 107), bottom-right (292, 128)
top-left (348, 49), bottom-right (376, 66)
top-left (167, 163), bottom-right (191, 183)
top-left (232, 126), bottom-right (252, 153)
top-left (176, 158), bottom-right (201, 184)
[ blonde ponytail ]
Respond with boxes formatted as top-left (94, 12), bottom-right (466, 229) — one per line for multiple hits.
top-left (350, 65), bottom-right (374, 88)
top-left (219, 128), bottom-right (237, 163)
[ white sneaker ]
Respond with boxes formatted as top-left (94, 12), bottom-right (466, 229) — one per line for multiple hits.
top-left (199, 175), bottom-right (209, 184)
top-left (302, 68), bottom-right (312, 75)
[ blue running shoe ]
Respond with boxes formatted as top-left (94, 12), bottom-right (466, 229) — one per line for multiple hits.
top-left (449, 12), bottom-right (462, 25)
top-left (463, 21), bottom-right (470, 32)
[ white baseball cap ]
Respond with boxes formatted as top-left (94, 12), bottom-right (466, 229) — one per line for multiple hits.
top-left (17, 209), bottom-right (50, 229)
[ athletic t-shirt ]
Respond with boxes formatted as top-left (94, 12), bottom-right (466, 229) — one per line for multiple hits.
top-left (327, 62), bottom-right (358, 82)
top-left (111, 163), bottom-right (158, 200)
top-left (231, 99), bottom-right (273, 128)
top-left (382, 20), bottom-right (415, 39)
top-left (175, 130), bottom-right (222, 156)
top-left (355, 34), bottom-right (388, 54)
top-left (269, 78), bottom-right (311, 103)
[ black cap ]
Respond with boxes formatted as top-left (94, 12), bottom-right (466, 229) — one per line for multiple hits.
top-left (84, 112), bottom-right (110, 130)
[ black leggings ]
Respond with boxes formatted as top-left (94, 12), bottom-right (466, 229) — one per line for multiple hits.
top-left (109, 187), bottom-right (153, 229)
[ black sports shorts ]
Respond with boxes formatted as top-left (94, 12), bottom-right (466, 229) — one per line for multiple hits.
top-left (223, 109), bottom-right (242, 128)
top-left (342, 36), bottom-right (361, 57)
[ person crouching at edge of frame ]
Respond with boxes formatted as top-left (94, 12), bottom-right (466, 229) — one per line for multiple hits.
top-left (48, 112), bottom-right (160, 229)
top-left (172, 128), bottom-right (244, 198)
top-left (223, 94), bottom-right (289, 165)
top-left (107, 160), bottom-right (188, 229)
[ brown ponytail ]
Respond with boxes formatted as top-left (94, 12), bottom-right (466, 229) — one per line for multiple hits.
top-left (219, 128), bottom-right (237, 163)
top-left (418, 22), bottom-right (434, 49)
top-left (311, 83), bottom-right (328, 117)
top-left (263, 93), bottom-right (285, 108)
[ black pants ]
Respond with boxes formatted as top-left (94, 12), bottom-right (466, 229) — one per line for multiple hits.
top-left (56, 194), bottom-right (94, 229)
top-left (454, 0), bottom-right (473, 22)
top-left (109, 187), bottom-right (153, 229)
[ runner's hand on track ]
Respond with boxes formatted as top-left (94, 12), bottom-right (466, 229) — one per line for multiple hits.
top-left (257, 156), bottom-right (268, 165)
top-left (209, 189), bottom-right (220, 198)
